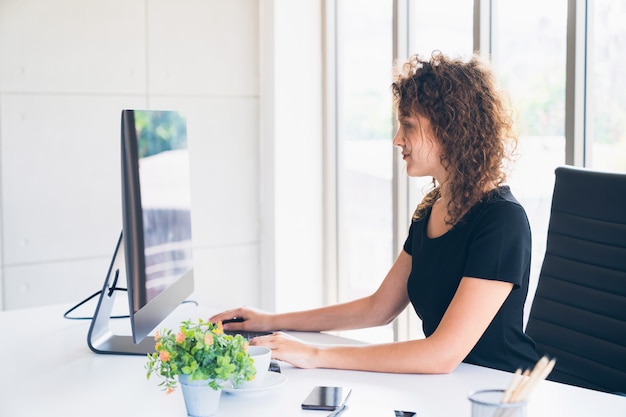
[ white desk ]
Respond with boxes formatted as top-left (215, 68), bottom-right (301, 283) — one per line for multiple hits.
top-left (1, 302), bottom-right (625, 417)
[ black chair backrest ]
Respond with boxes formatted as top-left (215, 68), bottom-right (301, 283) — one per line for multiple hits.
top-left (525, 166), bottom-right (626, 395)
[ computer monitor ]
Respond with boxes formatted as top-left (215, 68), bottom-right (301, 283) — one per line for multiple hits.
top-left (87, 109), bottom-right (194, 355)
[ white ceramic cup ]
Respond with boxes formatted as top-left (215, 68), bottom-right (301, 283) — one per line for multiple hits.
top-left (248, 346), bottom-right (271, 382)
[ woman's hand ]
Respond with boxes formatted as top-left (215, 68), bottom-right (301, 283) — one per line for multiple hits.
top-left (251, 332), bottom-right (321, 369)
top-left (211, 309), bottom-right (322, 369)
top-left (209, 307), bottom-right (275, 332)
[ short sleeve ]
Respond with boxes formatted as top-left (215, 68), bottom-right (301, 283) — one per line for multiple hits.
top-left (463, 202), bottom-right (531, 288)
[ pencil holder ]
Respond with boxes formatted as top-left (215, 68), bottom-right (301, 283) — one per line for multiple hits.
top-left (468, 389), bottom-right (527, 417)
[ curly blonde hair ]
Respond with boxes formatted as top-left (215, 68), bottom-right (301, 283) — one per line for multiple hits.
top-left (392, 51), bottom-right (518, 225)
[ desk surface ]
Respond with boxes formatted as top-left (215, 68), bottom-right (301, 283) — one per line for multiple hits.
top-left (1, 302), bottom-right (624, 417)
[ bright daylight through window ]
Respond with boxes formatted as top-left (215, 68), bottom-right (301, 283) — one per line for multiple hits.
top-left (330, 0), bottom-right (625, 342)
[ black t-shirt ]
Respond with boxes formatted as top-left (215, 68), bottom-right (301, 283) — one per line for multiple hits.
top-left (403, 186), bottom-right (538, 372)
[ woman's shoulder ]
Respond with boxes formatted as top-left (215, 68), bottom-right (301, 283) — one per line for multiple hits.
top-left (469, 186), bottom-right (529, 225)
top-left (480, 186), bottom-right (522, 208)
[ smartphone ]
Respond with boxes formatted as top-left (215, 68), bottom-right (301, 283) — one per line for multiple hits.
top-left (301, 386), bottom-right (352, 411)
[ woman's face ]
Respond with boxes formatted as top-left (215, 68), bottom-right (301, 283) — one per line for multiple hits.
top-left (393, 112), bottom-right (444, 179)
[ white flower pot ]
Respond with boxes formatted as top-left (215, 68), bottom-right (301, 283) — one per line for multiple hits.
top-left (178, 375), bottom-right (222, 417)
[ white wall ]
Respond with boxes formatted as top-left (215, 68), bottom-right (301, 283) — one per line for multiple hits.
top-left (0, 0), bottom-right (325, 313)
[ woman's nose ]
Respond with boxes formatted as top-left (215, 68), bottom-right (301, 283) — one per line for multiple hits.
top-left (392, 129), bottom-right (403, 148)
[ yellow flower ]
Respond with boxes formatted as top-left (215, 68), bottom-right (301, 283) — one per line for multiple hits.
top-left (243, 340), bottom-right (249, 352)
top-left (155, 342), bottom-right (162, 351)
top-left (214, 321), bottom-right (224, 335)
top-left (204, 333), bottom-right (214, 346)
top-left (159, 350), bottom-right (171, 362)
top-left (154, 330), bottom-right (160, 341)
top-left (176, 332), bottom-right (186, 343)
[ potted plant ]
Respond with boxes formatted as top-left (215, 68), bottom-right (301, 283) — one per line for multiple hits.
top-left (146, 319), bottom-right (256, 416)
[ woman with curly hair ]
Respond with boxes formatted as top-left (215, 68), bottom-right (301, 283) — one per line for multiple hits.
top-left (211, 52), bottom-right (539, 374)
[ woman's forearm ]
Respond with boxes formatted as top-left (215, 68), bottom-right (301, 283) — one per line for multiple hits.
top-left (261, 334), bottom-right (461, 374)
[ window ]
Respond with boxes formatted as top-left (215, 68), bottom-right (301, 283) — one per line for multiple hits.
top-left (586, 1), bottom-right (626, 171)
top-left (491, 0), bottom-right (568, 322)
top-left (326, 0), bottom-right (624, 343)
top-left (409, 0), bottom-right (474, 58)
top-left (334, 0), bottom-right (394, 342)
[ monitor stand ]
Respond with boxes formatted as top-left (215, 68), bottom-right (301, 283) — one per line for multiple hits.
top-left (87, 231), bottom-right (156, 355)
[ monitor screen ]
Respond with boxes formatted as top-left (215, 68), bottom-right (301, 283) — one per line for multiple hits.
top-left (87, 109), bottom-right (194, 355)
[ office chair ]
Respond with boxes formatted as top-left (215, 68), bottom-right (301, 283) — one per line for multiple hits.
top-left (525, 165), bottom-right (626, 395)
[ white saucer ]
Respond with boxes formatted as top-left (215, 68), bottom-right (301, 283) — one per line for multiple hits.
top-left (223, 372), bottom-right (287, 395)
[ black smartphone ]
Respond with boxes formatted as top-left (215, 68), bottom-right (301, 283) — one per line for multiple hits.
top-left (301, 386), bottom-right (352, 411)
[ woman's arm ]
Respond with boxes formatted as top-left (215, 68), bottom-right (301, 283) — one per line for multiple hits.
top-left (210, 251), bottom-right (413, 333)
top-left (255, 276), bottom-right (513, 374)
